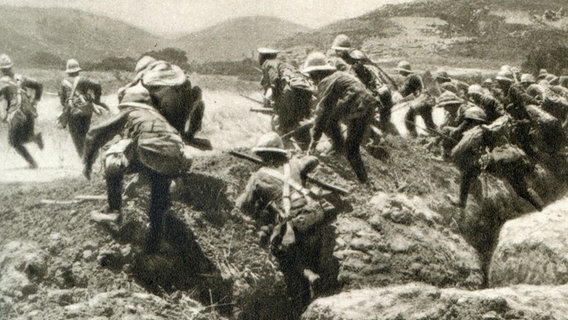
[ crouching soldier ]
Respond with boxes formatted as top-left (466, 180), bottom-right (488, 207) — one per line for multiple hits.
top-left (82, 83), bottom-right (192, 252)
top-left (0, 54), bottom-right (44, 168)
top-left (236, 132), bottom-right (337, 318)
top-left (450, 106), bottom-right (543, 210)
top-left (303, 52), bottom-right (378, 183)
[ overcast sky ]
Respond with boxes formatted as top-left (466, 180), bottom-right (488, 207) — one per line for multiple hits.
top-left (1, 0), bottom-right (414, 35)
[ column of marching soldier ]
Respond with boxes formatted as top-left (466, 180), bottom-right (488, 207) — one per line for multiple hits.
top-left (2, 33), bottom-right (568, 313)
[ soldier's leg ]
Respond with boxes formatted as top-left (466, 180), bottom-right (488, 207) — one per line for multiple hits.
top-left (405, 108), bottom-right (418, 138)
top-left (8, 118), bottom-right (37, 168)
top-left (420, 105), bottom-right (437, 131)
top-left (146, 172), bottom-right (171, 252)
top-left (104, 154), bottom-right (127, 212)
top-left (507, 176), bottom-right (544, 211)
top-left (458, 166), bottom-right (481, 208)
top-left (326, 120), bottom-right (345, 153)
top-left (68, 114), bottom-right (92, 156)
top-left (346, 116), bottom-right (370, 183)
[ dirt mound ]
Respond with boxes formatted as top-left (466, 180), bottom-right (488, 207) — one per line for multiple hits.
top-left (1, 130), bottom-right (567, 319)
top-left (303, 282), bottom-right (568, 320)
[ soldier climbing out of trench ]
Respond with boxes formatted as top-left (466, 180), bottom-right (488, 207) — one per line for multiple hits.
top-left (449, 106), bottom-right (544, 211)
top-left (236, 132), bottom-right (340, 318)
top-left (83, 82), bottom-right (193, 252)
top-left (257, 47), bottom-right (313, 149)
top-left (0, 54), bottom-right (44, 168)
top-left (303, 52), bottom-right (378, 183)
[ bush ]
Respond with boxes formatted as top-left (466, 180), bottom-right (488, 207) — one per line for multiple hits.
top-left (30, 51), bottom-right (65, 68)
top-left (142, 47), bottom-right (190, 70)
top-left (522, 46), bottom-right (568, 75)
top-left (83, 56), bottom-right (136, 71)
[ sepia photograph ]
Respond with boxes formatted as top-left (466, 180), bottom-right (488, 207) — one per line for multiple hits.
top-left (1, 0), bottom-right (568, 319)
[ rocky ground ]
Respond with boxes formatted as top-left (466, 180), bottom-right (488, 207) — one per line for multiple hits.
top-left (2, 82), bottom-right (568, 319)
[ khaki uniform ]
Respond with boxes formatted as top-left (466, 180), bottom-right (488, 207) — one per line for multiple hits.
top-left (83, 100), bottom-right (192, 251)
top-left (261, 59), bottom-right (313, 145)
top-left (58, 76), bottom-right (103, 156)
top-left (0, 74), bottom-right (43, 167)
top-left (311, 71), bottom-right (378, 182)
top-left (237, 155), bottom-right (330, 315)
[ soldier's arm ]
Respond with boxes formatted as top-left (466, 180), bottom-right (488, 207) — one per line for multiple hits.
top-left (82, 111), bottom-right (128, 177)
top-left (79, 79), bottom-right (105, 107)
top-left (236, 174), bottom-right (261, 216)
top-left (20, 77), bottom-right (43, 101)
top-left (58, 81), bottom-right (68, 107)
top-left (312, 79), bottom-right (337, 143)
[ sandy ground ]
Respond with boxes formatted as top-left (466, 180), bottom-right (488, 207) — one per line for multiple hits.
top-left (0, 89), bottom-right (444, 184)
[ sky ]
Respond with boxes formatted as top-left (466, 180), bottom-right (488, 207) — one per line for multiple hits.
top-left (0, 0), bottom-right (414, 36)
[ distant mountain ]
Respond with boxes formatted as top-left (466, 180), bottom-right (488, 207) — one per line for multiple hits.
top-left (0, 6), bottom-right (161, 66)
top-left (173, 16), bottom-right (311, 62)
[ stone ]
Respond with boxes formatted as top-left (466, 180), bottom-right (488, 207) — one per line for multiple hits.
top-left (489, 201), bottom-right (568, 286)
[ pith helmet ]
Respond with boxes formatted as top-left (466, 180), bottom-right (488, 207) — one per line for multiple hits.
top-left (436, 91), bottom-right (462, 106)
top-left (119, 82), bottom-right (152, 105)
top-left (251, 132), bottom-right (288, 157)
top-left (481, 78), bottom-right (493, 87)
top-left (495, 70), bottom-right (514, 82)
top-left (65, 59), bottom-right (82, 73)
top-left (520, 73), bottom-right (536, 84)
top-left (347, 49), bottom-right (368, 61)
top-left (434, 70), bottom-right (451, 82)
top-left (467, 84), bottom-right (485, 97)
top-left (135, 56), bottom-right (157, 73)
top-left (257, 47), bottom-right (279, 56)
top-left (302, 52), bottom-right (336, 74)
top-left (0, 54), bottom-right (13, 69)
top-left (537, 68), bottom-right (548, 79)
top-left (545, 74), bottom-right (559, 85)
top-left (331, 34), bottom-right (352, 51)
top-left (464, 106), bottom-right (487, 123)
top-left (394, 60), bottom-right (413, 73)
top-left (142, 61), bottom-right (187, 86)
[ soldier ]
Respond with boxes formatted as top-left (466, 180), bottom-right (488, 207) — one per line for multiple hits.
top-left (495, 69), bottom-right (540, 158)
top-left (519, 73), bottom-right (536, 89)
top-left (433, 70), bottom-right (469, 97)
top-left (345, 49), bottom-right (398, 136)
top-left (83, 82), bottom-right (193, 252)
top-left (258, 47), bottom-right (313, 147)
top-left (303, 52), bottom-right (378, 183)
top-left (466, 84), bottom-right (508, 125)
top-left (117, 55), bottom-right (157, 103)
top-left (326, 34), bottom-right (352, 72)
top-left (450, 106), bottom-right (544, 210)
top-left (395, 60), bottom-right (423, 99)
top-left (58, 59), bottom-right (108, 156)
top-left (236, 132), bottom-right (336, 317)
top-left (426, 91), bottom-right (468, 159)
top-left (0, 54), bottom-right (43, 168)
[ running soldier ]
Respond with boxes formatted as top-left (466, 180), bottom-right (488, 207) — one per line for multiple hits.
top-left (0, 54), bottom-right (44, 168)
top-left (58, 59), bottom-right (108, 156)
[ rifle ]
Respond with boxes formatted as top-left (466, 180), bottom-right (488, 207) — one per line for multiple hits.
top-left (250, 107), bottom-right (273, 114)
top-left (228, 150), bottom-right (350, 195)
top-left (366, 60), bottom-right (399, 91)
top-left (239, 94), bottom-right (264, 105)
top-left (282, 119), bottom-right (315, 139)
top-left (404, 119), bottom-right (457, 142)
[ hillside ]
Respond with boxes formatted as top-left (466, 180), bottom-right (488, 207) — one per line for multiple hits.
top-left (173, 16), bottom-right (311, 62)
top-left (275, 0), bottom-right (568, 71)
top-left (0, 6), bottom-right (161, 66)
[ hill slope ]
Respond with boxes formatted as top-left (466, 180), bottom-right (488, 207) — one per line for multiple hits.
top-left (0, 6), bottom-right (161, 66)
top-left (173, 16), bottom-right (311, 62)
top-left (276, 0), bottom-right (568, 70)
